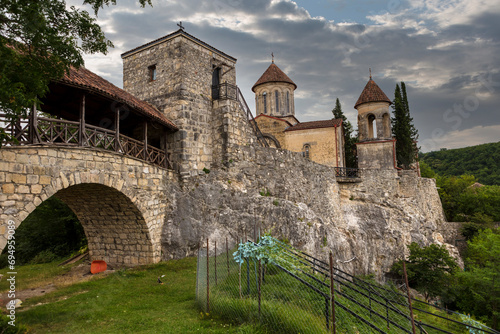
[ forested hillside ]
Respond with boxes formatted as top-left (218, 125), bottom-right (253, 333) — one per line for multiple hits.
top-left (420, 141), bottom-right (500, 185)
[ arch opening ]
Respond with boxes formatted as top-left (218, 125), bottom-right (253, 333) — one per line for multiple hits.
top-left (1, 183), bottom-right (156, 267)
top-left (0, 196), bottom-right (86, 267)
top-left (54, 183), bottom-right (155, 266)
top-left (368, 114), bottom-right (377, 139)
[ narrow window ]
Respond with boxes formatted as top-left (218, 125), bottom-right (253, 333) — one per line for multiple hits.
top-left (303, 144), bottom-right (311, 159)
top-left (148, 65), bottom-right (157, 81)
top-left (286, 91), bottom-right (290, 114)
top-left (275, 91), bottom-right (279, 114)
top-left (368, 114), bottom-right (377, 139)
top-left (263, 92), bottom-right (267, 114)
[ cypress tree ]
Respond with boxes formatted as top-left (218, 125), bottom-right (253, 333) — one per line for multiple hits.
top-left (332, 98), bottom-right (357, 168)
top-left (392, 82), bottom-right (418, 169)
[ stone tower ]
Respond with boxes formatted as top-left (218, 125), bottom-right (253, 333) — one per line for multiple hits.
top-left (354, 75), bottom-right (396, 169)
top-left (252, 60), bottom-right (297, 117)
top-left (121, 29), bottom-right (256, 175)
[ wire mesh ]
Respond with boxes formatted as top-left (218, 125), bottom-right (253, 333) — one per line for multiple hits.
top-left (196, 237), bottom-right (499, 334)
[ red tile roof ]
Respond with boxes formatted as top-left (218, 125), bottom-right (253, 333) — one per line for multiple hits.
top-left (252, 63), bottom-right (297, 92)
top-left (285, 119), bottom-right (342, 132)
top-left (354, 78), bottom-right (392, 108)
top-left (58, 66), bottom-right (178, 130)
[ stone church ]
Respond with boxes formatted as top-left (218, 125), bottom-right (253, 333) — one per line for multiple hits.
top-left (120, 27), bottom-right (396, 171)
top-left (252, 60), bottom-right (345, 168)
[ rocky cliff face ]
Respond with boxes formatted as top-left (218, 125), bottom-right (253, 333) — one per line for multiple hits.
top-left (161, 145), bottom-right (459, 280)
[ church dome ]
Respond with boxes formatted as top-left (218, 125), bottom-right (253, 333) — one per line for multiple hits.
top-left (354, 77), bottom-right (391, 108)
top-left (252, 63), bottom-right (297, 92)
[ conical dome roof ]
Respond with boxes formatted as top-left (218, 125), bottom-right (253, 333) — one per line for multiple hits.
top-left (252, 63), bottom-right (297, 92)
top-left (354, 78), bottom-right (392, 108)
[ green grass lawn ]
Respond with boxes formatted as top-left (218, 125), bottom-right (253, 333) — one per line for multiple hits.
top-left (0, 257), bottom-right (268, 333)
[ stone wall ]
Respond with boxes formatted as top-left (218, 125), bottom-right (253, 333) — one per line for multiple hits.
top-left (254, 115), bottom-right (289, 148)
top-left (162, 144), bottom-right (455, 279)
top-left (357, 140), bottom-right (396, 169)
top-left (285, 126), bottom-right (343, 167)
top-left (122, 32), bottom-right (237, 175)
top-left (0, 146), bottom-right (174, 265)
top-left (211, 99), bottom-right (258, 168)
top-left (0, 144), bottom-right (457, 278)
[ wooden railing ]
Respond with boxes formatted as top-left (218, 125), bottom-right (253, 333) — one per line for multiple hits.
top-left (0, 114), bottom-right (172, 169)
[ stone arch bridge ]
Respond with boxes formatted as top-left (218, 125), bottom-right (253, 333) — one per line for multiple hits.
top-left (0, 146), bottom-right (174, 266)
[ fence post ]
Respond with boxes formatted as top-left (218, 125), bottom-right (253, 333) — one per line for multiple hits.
top-left (214, 240), bottom-right (217, 286)
top-left (206, 238), bottom-right (210, 313)
top-left (403, 260), bottom-right (417, 334)
top-left (329, 251), bottom-right (336, 334)
top-left (226, 237), bottom-right (229, 277)
top-left (258, 259), bottom-right (261, 318)
top-left (246, 258), bottom-right (250, 294)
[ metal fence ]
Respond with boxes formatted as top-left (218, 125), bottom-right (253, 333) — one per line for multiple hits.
top-left (196, 236), bottom-right (499, 334)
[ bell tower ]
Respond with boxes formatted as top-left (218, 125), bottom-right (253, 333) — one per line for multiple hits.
top-left (252, 58), bottom-right (297, 117)
top-left (354, 73), bottom-right (396, 169)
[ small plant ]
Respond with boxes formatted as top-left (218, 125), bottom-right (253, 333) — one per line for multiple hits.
top-left (227, 180), bottom-right (232, 184)
top-left (259, 188), bottom-right (271, 197)
top-left (322, 236), bottom-right (328, 247)
top-left (272, 199), bottom-right (279, 206)
top-left (349, 196), bottom-right (354, 200)
top-left (202, 167), bottom-right (210, 174)
top-left (307, 222), bottom-right (312, 227)
top-left (298, 217), bottom-right (304, 222)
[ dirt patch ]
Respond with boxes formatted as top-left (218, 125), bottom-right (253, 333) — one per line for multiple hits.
top-left (0, 284), bottom-right (57, 308)
top-left (0, 261), bottom-right (115, 309)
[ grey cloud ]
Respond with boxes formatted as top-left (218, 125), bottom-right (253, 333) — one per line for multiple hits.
top-left (77, 0), bottom-right (500, 151)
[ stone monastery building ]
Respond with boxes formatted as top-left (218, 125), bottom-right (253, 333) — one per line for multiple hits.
top-left (2, 28), bottom-right (431, 272)
top-left (119, 28), bottom-right (396, 172)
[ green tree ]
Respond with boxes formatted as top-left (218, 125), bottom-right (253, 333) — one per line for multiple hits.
top-left (454, 229), bottom-right (500, 329)
top-left (419, 160), bottom-right (436, 178)
top-left (0, 0), bottom-right (151, 142)
top-left (332, 98), bottom-right (357, 168)
top-left (0, 196), bottom-right (86, 267)
top-left (391, 242), bottom-right (458, 301)
top-left (420, 141), bottom-right (500, 186)
top-left (392, 82), bottom-right (418, 169)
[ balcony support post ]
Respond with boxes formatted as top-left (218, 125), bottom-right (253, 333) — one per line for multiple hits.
top-left (79, 94), bottom-right (86, 146)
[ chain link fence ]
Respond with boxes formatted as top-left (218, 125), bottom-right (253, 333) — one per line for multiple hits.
top-left (196, 236), bottom-right (499, 334)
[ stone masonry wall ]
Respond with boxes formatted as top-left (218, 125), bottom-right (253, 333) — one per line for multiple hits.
top-left (123, 33), bottom-right (237, 176)
top-left (211, 99), bottom-right (257, 168)
top-left (161, 144), bottom-right (455, 279)
top-left (0, 146), bottom-right (175, 265)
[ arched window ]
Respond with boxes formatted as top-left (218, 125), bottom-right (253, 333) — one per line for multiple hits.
top-left (286, 91), bottom-right (290, 114)
top-left (275, 91), bottom-right (279, 114)
top-left (263, 92), bottom-right (267, 114)
top-left (368, 114), bottom-right (377, 139)
top-left (303, 144), bottom-right (311, 159)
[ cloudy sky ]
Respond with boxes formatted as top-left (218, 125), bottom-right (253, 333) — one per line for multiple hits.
top-left (70, 0), bottom-right (500, 152)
